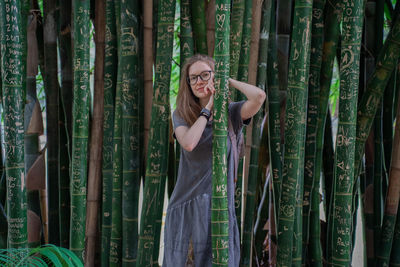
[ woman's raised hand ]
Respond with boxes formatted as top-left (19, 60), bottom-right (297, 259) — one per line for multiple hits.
top-left (204, 80), bottom-right (215, 111)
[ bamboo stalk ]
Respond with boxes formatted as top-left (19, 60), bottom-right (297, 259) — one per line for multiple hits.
top-left (276, 0), bottom-right (313, 265)
top-left (70, 0), bottom-right (91, 260)
top-left (265, 1), bottom-right (282, 265)
top-left (354, 7), bottom-right (400, 184)
top-left (25, 12), bottom-right (43, 248)
top-left (241, 0), bottom-right (270, 265)
top-left (0, 17), bottom-right (4, 247)
top-left (57, 0), bottom-right (72, 248)
top-left (43, 0), bottom-right (60, 246)
top-left (0, 0), bottom-right (27, 249)
top-left (235, 0), bottom-right (252, 239)
top-left (229, 0), bottom-right (245, 82)
top-left (276, 0), bottom-right (292, 94)
top-left (85, 0), bottom-right (105, 265)
top-left (211, 1), bottom-right (231, 265)
top-left (242, 1), bottom-right (262, 221)
top-left (206, 0), bottom-right (215, 57)
top-left (180, 0), bottom-right (193, 65)
top-left (192, 0), bottom-right (207, 54)
top-left (120, 0), bottom-right (141, 264)
top-left (376, 68), bottom-right (400, 266)
top-left (143, 0), bottom-right (153, 167)
top-left (301, 0), bottom-right (326, 264)
top-left (109, 50), bottom-right (123, 266)
top-left (136, 0), bottom-right (176, 265)
top-left (101, 0), bottom-right (117, 265)
top-left (314, 0), bottom-right (344, 262)
top-left (329, 0), bottom-right (365, 265)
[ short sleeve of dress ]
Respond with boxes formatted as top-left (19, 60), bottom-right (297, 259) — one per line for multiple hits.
top-left (172, 110), bottom-right (188, 131)
top-left (228, 100), bottom-right (251, 135)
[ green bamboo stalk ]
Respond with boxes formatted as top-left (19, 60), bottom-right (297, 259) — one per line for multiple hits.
top-left (137, 0), bottom-right (144, 185)
top-left (44, 0), bottom-right (60, 246)
top-left (329, 0), bottom-right (365, 265)
top-left (191, 0), bottom-right (207, 54)
top-left (234, 0), bottom-right (252, 234)
top-left (0, 160), bottom-right (5, 249)
top-left (240, 0), bottom-right (270, 265)
top-left (108, 0), bottom-right (123, 263)
top-left (119, 0), bottom-right (141, 264)
top-left (109, 58), bottom-right (123, 266)
top-left (301, 0), bottom-right (326, 264)
top-left (276, 0), bottom-right (313, 265)
top-left (236, 0), bottom-right (252, 101)
top-left (373, 0), bottom-right (385, 262)
top-left (211, 1), bottom-right (230, 265)
top-left (0, 40), bottom-right (4, 248)
top-left (0, 20), bottom-right (4, 245)
top-left (265, 1), bottom-right (281, 264)
top-left (313, 0), bottom-right (344, 262)
top-left (0, 0), bottom-right (27, 249)
top-left (136, 0), bottom-right (175, 265)
top-left (57, 0), bottom-right (72, 249)
top-left (266, 0), bottom-right (282, 232)
top-left (101, 0), bottom-right (117, 265)
top-left (180, 0), bottom-right (193, 64)
top-left (229, 0), bottom-right (245, 82)
top-left (353, 7), bottom-right (400, 189)
top-left (70, 0), bottom-right (91, 260)
top-left (375, 73), bottom-right (400, 267)
top-left (289, 3), bottom-right (313, 267)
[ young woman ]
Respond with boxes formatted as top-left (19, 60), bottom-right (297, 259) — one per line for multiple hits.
top-left (163, 54), bottom-right (266, 266)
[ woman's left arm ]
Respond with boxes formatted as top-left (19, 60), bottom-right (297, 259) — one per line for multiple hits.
top-left (228, 78), bottom-right (266, 120)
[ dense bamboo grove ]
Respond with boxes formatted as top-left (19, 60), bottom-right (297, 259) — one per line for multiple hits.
top-left (1, 0), bottom-right (400, 266)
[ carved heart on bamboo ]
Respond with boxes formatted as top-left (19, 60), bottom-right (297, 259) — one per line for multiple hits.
top-left (216, 14), bottom-right (226, 29)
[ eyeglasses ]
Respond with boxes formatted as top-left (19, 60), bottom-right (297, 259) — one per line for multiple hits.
top-left (187, 70), bottom-right (213, 85)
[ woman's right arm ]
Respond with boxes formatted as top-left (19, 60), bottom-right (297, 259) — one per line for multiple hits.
top-left (175, 116), bottom-right (208, 152)
top-left (175, 79), bottom-right (215, 152)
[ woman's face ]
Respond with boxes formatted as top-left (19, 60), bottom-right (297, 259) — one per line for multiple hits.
top-left (188, 61), bottom-right (214, 99)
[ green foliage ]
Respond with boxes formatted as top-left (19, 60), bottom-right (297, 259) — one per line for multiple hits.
top-left (170, 2), bottom-right (181, 110)
top-left (0, 244), bottom-right (83, 267)
top-left (329, 58), bottom-right (340, 116)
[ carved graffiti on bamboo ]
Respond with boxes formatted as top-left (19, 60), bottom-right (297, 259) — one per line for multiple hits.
top-left (182, 42), bottom-right (192, 57)
top-left (216, 183), bottom-right (227, 195)
top-left (121, 27), bottom-right (137, 56)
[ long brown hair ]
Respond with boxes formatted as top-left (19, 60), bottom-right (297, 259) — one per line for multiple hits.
top-left (176, 54), bottom-right (215, 126)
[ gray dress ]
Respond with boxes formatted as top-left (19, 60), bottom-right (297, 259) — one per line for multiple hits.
top-left (163, 101), bottom-right (249, 267)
